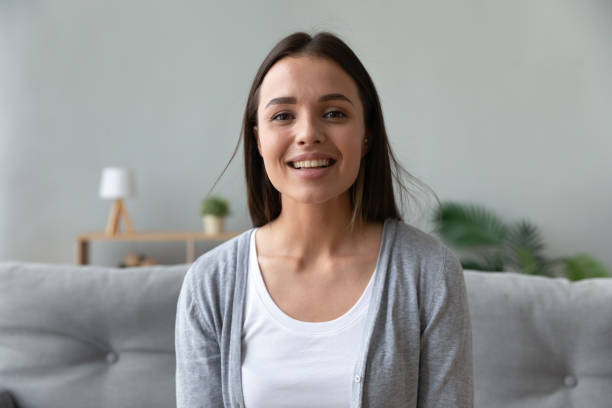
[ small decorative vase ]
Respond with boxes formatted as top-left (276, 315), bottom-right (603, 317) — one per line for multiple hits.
top-left (202, 215), bottom-right (224, 234)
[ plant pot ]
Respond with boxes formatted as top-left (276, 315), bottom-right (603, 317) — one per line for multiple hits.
top-left (202, 215), bottom-right (225, 234)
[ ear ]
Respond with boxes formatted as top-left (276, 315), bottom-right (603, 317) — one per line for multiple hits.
top-left (254, 126), bottom-right (261, 156)
top-left (361, 134), bottom-right (368, 159)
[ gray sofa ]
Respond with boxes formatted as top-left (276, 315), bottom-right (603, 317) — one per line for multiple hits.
top-left (1, 261), bottom-right (611, 407)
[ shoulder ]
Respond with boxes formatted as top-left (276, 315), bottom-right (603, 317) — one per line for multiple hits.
top-left (385, 219), bottom-right (462, 282)
top-left (386, 219), bottom-right (448, 261)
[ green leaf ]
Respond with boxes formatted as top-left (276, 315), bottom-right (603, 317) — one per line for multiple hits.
top-left (432, 201), bottom-right (508, 249)
top-left (506, 220), bottom-right (546, 253)
top-left (433, 201), bottom-right (609, 281)
top-left (515, 248), bottom-right (539, 275)
top-left (504, 220), bottom-right (552, 276)
top-left (200, 196), bottom-right (230, 217)
top-left (480, 251), bottom-right (506, 271)
top-left (563, 254), bottom-right (610, 281)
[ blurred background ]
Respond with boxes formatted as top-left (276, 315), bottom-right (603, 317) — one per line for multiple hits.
top-left (1, 0), bottom-right (610, 268)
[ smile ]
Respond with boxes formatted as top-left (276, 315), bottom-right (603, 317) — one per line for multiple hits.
top-left (289, 159), bottom-right (335, 169)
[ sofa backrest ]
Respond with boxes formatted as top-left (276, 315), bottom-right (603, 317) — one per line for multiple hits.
top-left (464, 270), bottom-right (612, 408)
top-left (2, 263), bottom-right (611, 408)
top-left (0, 262), bottom-right (189, 408)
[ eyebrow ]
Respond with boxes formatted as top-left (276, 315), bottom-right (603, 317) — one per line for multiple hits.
top-left (264, 93), bottom-right (354, 109)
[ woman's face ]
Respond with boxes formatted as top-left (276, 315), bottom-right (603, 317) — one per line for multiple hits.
top-left (254, 55), bottom-right (366, 206)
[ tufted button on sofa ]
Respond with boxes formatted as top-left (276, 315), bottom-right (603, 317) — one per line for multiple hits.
top-left (0, 262), bottom-right (189, 408)
top-left (464, 271), bottom-right (612, 408)
top-left (105, 351), bottom-right (118, 364)
top-left (1, 262), bottom-right (611, 408)
top-left (563, 375), bottom-right (577, 388)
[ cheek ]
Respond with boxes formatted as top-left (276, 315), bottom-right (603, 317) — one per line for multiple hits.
top-left (339, 132), bottom-right (365, 162)
top-left (341, 137), bottom-right (365, 180)
top-left (259, 135), bottom-right (289, 172)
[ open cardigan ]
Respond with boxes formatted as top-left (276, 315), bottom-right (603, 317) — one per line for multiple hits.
top-left (175, 218), bottom-right (473, 407)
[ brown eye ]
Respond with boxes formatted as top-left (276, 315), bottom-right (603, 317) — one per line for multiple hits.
top-left (324, 111), bottom-right (347, 119)
top-left (272, 112), bottom-right (294, 121)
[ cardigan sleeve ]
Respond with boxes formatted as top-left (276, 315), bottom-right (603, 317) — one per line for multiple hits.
top-left (175, 270), bottom-right (224, 408)
top-left (417, 247), bottom-right (474, 408)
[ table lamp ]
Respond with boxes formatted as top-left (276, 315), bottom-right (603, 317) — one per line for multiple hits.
top-left (99, 167), bottom-right (136, 236)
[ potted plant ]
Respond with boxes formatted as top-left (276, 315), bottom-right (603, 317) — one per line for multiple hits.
top-left (200, 196), bottom-right (230, 234)
top-left (432, 201), bottom-right (610, 281)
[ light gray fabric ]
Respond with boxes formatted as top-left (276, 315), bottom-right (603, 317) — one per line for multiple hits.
top-left (464, 271), bottom-right (612, 408)
top-left (0, 261), bottom-right (189, 408)
top-left (175, 218), bottom-right (474, 407)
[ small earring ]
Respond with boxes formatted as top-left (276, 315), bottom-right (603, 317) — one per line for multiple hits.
top-left (364, 137), bottom-right (368, 144)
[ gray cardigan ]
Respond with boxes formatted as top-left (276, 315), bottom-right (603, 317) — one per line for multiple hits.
top-left (175, 218), bottom-right (473, 407)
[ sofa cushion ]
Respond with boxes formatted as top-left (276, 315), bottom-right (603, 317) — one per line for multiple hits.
top-left (465, 270), bottom-right (612, 408)
top-left (0, 262), bottom-right (189, 408)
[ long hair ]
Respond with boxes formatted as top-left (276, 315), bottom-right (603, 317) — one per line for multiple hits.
top-left (212, 32), bottom-right (438, 228)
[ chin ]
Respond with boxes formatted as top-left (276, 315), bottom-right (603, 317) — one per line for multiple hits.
top-left (282, 187), bottom-right (351, 207)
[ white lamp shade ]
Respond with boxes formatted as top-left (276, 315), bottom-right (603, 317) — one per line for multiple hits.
top-left (99, 167), bottom-right (137, 199)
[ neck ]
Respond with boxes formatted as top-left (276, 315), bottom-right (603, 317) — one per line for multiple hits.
top-left (264, 192), bottom-right (364, 258)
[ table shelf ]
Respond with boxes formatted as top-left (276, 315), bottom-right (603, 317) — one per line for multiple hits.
top-left (75, 231), bottom-right (242, 265)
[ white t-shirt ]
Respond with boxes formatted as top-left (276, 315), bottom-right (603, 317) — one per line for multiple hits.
top-left (241, 229), bottom-right (377, 408)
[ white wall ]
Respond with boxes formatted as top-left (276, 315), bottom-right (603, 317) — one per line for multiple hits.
top-left (1, 0), bottom-right (611, 268)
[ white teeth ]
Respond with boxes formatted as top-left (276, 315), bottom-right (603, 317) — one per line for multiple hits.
top-left (292, 159), bottom-right (331, 169)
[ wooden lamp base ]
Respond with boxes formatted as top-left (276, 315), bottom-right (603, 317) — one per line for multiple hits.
top-left (105, 199), bottom-right (134, 236)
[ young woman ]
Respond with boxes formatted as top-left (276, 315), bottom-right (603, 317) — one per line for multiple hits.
top-left (176, 32), bottom-right (473, 408)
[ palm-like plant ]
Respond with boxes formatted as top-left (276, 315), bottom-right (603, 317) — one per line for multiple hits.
top-left (434, 202), bottom-right (509, 248)
top-left (504, 220), bottom-right (554, 276)
top-left (432, 201), bottom-right (609, 281)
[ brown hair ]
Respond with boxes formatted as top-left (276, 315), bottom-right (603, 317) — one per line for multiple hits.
top-left (213, 32), bottom-right (438, 228)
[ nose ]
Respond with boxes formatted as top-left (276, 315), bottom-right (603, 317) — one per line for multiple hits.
top-left (295, 113), bottom-right (325, 146)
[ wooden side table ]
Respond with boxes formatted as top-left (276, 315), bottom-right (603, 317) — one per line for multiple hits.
top-left (75, 231), bottom-right (242, 265)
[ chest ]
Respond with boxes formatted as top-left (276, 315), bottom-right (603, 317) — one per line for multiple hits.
top-left (257, 255), bottom-right (378, 322)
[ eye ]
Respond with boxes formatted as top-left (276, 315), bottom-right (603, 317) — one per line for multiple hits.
top-left (324, 110), bottom-right (347, 119)
top-left (272, 112), bottom-right (294, 121)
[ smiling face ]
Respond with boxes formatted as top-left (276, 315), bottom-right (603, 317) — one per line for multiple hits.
top-left (254, 55), bottom-right (367, 207)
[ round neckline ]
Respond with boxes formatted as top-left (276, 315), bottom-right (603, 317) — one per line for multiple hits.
top-left (248, 227), bottom-right (378, 337)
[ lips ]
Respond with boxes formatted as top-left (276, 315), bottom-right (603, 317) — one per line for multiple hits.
top-left (286, 153), bottom-right (338, 170)
top-left (289, 159), bottom-right (336, 169)
top-left (285, 156), bottom-right (336, 179)
top-left (287, 163), bottom-right (335, 179)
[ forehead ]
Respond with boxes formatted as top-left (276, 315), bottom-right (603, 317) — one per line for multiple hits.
top-left (258, 55), bottom-right (360, 104)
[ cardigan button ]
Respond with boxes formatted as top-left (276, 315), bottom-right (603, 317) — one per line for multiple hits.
top-left (105, 352), bottom-right (118, 364)
top-left (354, 375), bottom-right (361, 383)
